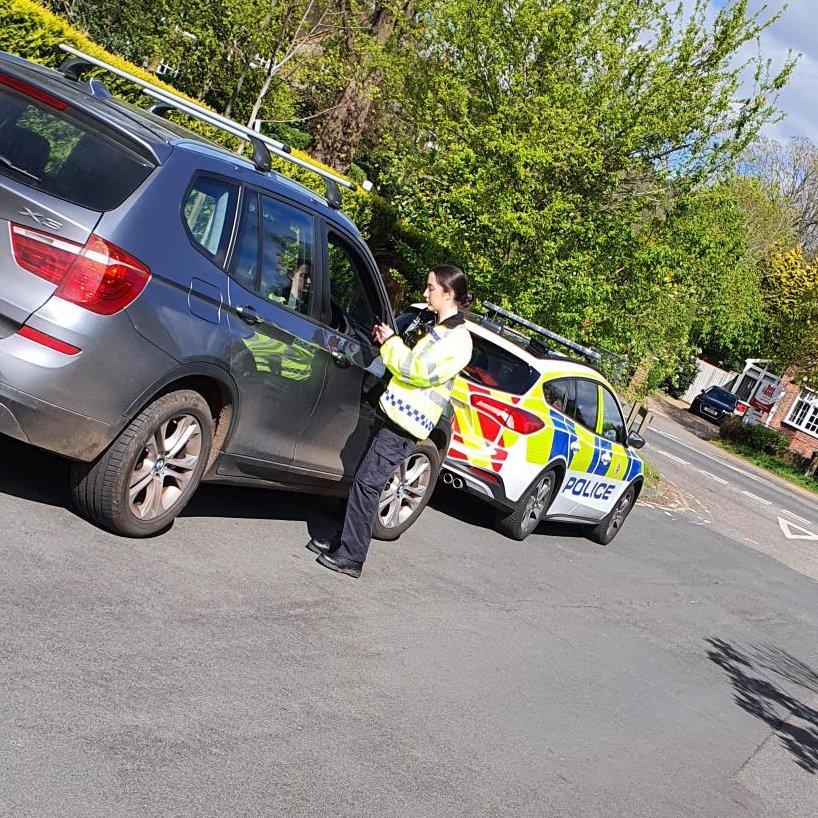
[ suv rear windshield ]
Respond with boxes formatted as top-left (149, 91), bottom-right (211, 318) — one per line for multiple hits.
top-left (0, 76), bottom-right (155, 211)
top-left (462, 334), bottom-right (539, 395)
top-left (707, 386), bottom-right (737, 406)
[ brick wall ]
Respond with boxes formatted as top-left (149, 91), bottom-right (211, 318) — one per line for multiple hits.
top-left (768, 378), bottom-right (818, 459)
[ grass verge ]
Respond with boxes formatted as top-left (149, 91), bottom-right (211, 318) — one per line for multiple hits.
top-left (641, 457), bottom-right (662, 492)
top-left (711, 439), bottom-right (818, 496)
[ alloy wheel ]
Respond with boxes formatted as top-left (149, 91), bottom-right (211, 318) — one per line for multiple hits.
top-left (378, 452), bottom-right (433, 529)
top-left (128, 414), bottom-right (203, 520)
top-left (521, 472), bottom-right (554, 535)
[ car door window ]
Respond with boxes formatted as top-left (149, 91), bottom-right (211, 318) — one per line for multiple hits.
top-left (227, 192), bottom-right (315, 316)
top-left (326, 233), bottom-right (382, 338)
top-left (600, 386), bottom-right (626, 444)
top-left (573, 379), bottom-right (599, 431)
top-left (258, 195), bottom-right (314, 315)
top-left (542, 377), bottom-right (575, 415)
top-left (182, 176), bottom-right (238, 265)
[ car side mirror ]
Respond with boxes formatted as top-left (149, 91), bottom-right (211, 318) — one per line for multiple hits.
top-left (627, 431), bottom-right (646, 449)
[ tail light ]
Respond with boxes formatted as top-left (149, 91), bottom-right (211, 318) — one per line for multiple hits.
top-left (11, 224), bottom-right (151, 315)
top-left (470, 394), bottom-right (545, 435)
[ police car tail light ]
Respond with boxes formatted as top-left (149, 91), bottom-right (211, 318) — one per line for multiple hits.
top-left (11, 224), bottom-right (151, 315)
top-left (470, 394), bottom-right (545, 435)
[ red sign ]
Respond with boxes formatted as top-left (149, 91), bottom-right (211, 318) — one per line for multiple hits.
top-left (750, 383), bottom-right (778, 413)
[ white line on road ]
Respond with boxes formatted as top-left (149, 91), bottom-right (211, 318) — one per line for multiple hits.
top-left (741, 490), bottom-right (772, 506)
top-left (654, 448), bottom-right (690, 466)
top-left (778, 516), bottom-right (818, 540)
top-left (697, 469), bottom-right (728, 485)
top-left (781, 508), bottom-right (813, 526)
top-left (650, 428), bottom-right (777, 488)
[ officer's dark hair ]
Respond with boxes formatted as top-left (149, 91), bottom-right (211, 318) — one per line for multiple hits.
top-left (431, 264), bottom-right (473, 310)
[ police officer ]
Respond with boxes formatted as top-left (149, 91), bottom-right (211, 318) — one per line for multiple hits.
top-left (307, 264), bottom-right (473, 578)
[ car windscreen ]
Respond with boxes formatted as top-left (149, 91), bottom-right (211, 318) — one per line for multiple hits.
top-left (707, 386), bottom-right (737, 405)
top-left (462, 333), bottom-right (539, 395)
top-left (0, 77), bottom-right (156, 211)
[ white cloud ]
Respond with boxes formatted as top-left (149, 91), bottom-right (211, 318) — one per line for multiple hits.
top-left (736, 0), bottom-right (818, 144)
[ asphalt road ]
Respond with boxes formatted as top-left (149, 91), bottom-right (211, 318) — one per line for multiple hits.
top-left (1, 425), bottom-right (817, 818)
top-left (644, 403), bottom-right (818, 582)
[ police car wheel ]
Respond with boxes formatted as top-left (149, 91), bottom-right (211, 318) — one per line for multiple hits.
top-left (588, 484), bottom-right (636, 545)
top-left (494, 467), bottom-right (558, 541)
top-left (372, 439), bottom-right (441, 541)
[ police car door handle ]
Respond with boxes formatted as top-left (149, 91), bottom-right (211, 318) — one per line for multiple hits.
top-left (570, 441), bottom-right (581, 452)
top-left (236, 305), bottom-right (263, 325)
top-left (600, 451), bottom-right (612, 464)
top-left (330, 348), bottom-right (351, 368)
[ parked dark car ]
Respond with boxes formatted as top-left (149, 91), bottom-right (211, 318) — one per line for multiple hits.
top-left (689, 385), bottom-right (739, 423)
top-left (0, 47), bottom-right (451, 538)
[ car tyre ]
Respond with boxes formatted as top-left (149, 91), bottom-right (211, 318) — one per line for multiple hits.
top-left (494, 467), bottom-right (558, 541)
top-left (588, 483), bottom-right (636, 545)
top-left (372, 439), bottom-right (441, 541)
top-left (70, 390), bottom-right (213, 537)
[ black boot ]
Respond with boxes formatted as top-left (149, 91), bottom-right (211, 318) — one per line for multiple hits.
top-left (305, 537), bottom-right (333, 555)
top-left (316, 552), bottom-right (363, 578)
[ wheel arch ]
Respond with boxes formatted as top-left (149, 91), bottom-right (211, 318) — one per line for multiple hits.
top-left (520, 455), bottom-right (568, 500)
top-left (119, 362), bottom-right (239, 471)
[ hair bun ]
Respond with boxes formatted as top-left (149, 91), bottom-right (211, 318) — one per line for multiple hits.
top-left (458, 292), bottom-right (474, 309)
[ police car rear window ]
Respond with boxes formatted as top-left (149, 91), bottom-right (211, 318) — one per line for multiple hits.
top-left (463, 334), bottom-right (539, 395)
top-left (0, 80), bottom-right (155, 211)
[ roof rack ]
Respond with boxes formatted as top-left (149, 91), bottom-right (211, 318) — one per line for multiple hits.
top-left (480, 302), bottom-right (601, 362)
top-left (56, 43), bottom-right (355, 209)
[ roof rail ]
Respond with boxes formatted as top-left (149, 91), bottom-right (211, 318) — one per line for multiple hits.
top-left (56, 44), bottom-right (356, 206)
top-left (481, 302), bottom-right (601, 362)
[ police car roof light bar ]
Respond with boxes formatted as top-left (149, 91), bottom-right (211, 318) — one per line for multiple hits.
top-left (482, 302), bottom-right (601, 362)
top-left (56, 44), bottom-right (356, 195)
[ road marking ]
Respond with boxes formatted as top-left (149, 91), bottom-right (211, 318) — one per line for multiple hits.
top-left (780, 508), bottom-right (812, 526)
top-left (778, 516), bottom-right (818, 540)
top-left (741, 490), bottom-right (772, 506)
top-left (654, 448), bottom-right (690, 465)
top-left (697, 469), bottom-right (728, 485)
top-left (651, 428), bottom-right (777, 488)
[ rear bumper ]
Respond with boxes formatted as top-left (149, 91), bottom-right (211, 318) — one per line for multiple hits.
top-left (691, 402), bottom-right (727, 423)
top-left (442, 458), bottom-right (514, 510)
top-left (0, 379), bottom-right (118, 460)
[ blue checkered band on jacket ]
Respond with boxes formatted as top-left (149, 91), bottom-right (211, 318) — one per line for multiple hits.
top-left (382, 390), bottom-right (435, 433)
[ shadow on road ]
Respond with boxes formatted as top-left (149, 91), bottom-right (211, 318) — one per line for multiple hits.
top-left (0, 437), bottom-right (69, 507)
top-left (706, 637), bottom-right (818, 773)
top-left (181, 483), bottom-right (342, 540)
top-left (0, 435), bottom-right (590, 543)
top-left (650, 394), bottom-right (720, 440)
top-left (429, 484), bottom-right (590, 540)
top-left (0, 436), bottom-right (340, 539)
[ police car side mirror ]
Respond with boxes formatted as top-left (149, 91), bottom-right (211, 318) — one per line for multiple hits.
top-left (626, 431), bottom-right (646, 449)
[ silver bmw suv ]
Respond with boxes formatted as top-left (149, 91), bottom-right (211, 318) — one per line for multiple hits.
top-left (0, 47), bottom-right (450, 537)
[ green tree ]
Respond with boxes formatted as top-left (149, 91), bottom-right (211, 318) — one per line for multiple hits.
top-left (761, 246), bottom-right (818, 376)
top-left (368, 0), bottom-right (792, 364)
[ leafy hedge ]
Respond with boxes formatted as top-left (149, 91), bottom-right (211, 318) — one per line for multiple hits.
top-left (0, 0), bottom-right (436, 308)
top-left (720, 416), bottom-right (789, 456)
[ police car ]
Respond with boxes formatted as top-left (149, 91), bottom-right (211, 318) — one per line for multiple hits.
top-left (436, 303), bottom-right (645, 542)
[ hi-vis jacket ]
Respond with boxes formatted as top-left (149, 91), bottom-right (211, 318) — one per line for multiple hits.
top-left (379, 312), bottom-right (473, 440)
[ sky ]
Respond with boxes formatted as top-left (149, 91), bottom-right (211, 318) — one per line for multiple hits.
top-left (725, 0), bottom-right (818, 144)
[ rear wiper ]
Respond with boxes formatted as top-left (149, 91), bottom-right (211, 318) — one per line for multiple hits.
top-left (0, 154), bottom-right (41, 182)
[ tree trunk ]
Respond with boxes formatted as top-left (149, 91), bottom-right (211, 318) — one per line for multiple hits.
top-left (311, 1), bottom-right (413, 170)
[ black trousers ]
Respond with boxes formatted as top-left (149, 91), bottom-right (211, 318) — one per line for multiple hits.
top-left (332, 423), bottom-right (415, 565)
